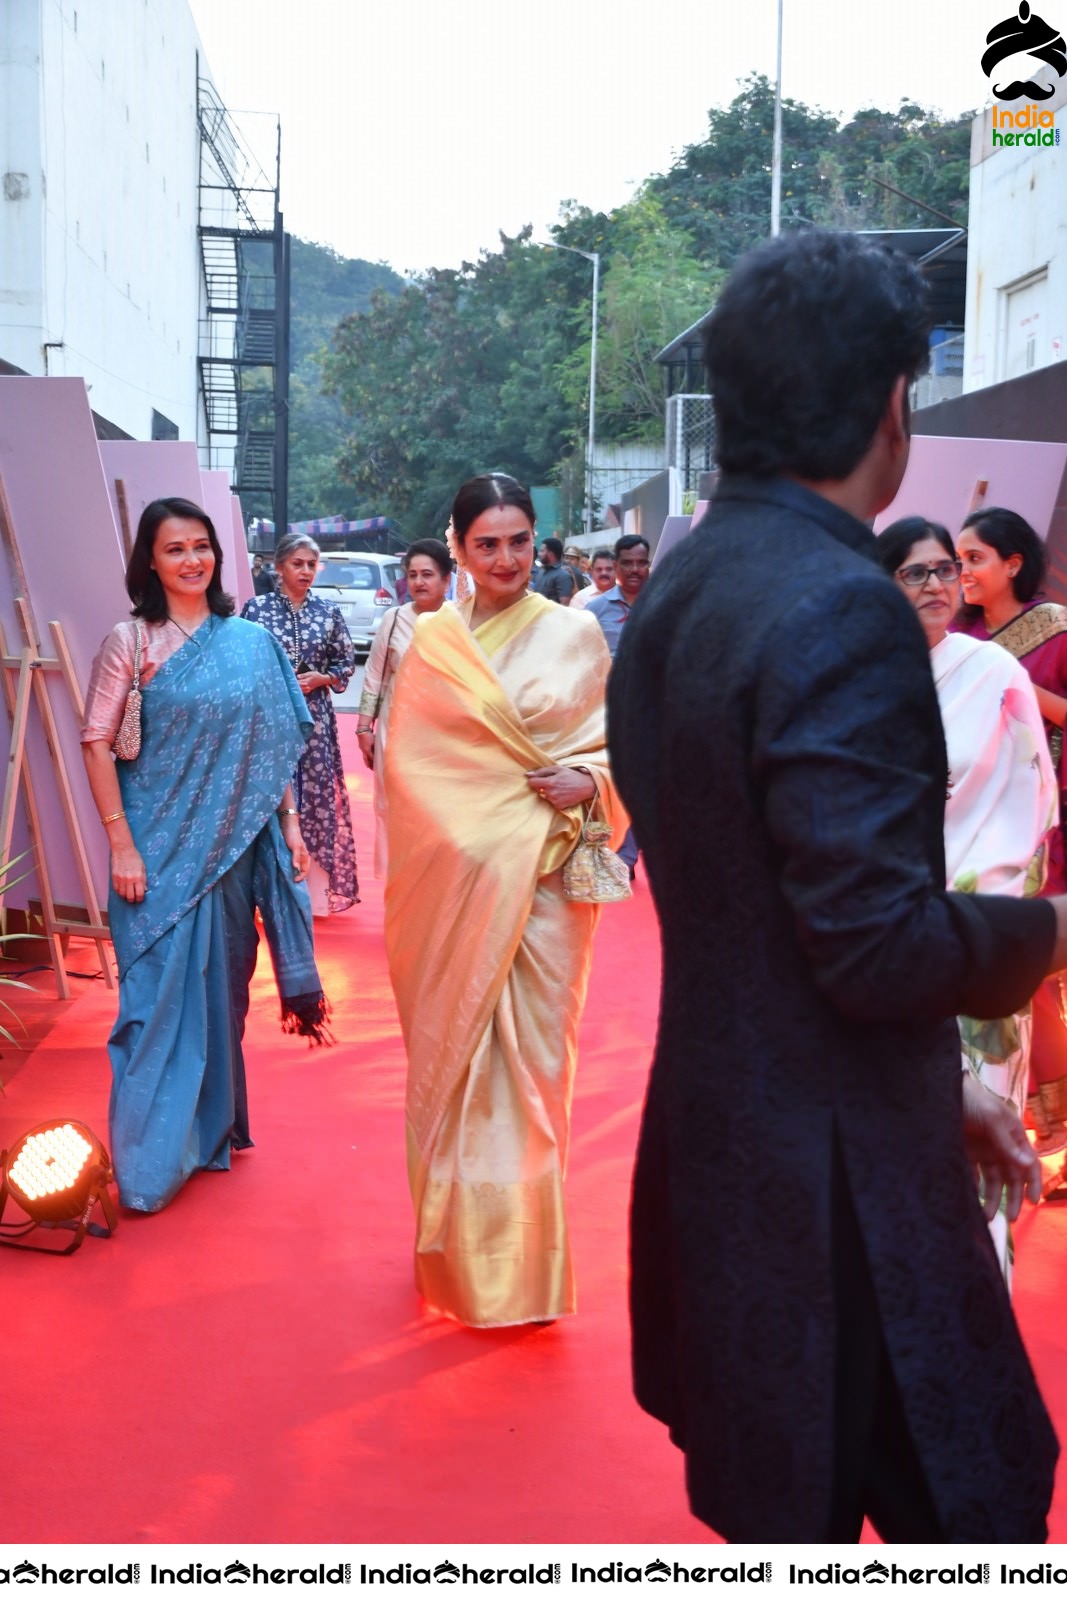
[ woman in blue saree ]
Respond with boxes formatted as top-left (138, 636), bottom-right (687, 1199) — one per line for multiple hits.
top-left (82, 497), bottom-right (330, 1213)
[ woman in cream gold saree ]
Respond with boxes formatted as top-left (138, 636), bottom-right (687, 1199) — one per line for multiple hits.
top-left (384, 473), bottom-right (625, 1327)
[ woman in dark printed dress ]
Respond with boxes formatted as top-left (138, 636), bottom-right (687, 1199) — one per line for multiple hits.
top-left (242, 533), bottom-right (359, 914)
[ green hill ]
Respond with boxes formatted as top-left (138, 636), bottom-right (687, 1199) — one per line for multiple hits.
top-left (287, 237), bottom-right (404, 522)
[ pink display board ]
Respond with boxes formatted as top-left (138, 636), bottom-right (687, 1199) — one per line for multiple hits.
top-left (875, 435), bottom-right (1067, 539)
top-left (652, 515), bottom-right (700, 571)
top-left (230, 494), bottom-right (253, 610)
top-left (101, 450), bottom-right (253, 610)
top-left (98, 439), bottom-right (204, 560)
top-left (200, 469), bottom-right (253, 611)
top-left (0, 379), bottom-right (126, 909)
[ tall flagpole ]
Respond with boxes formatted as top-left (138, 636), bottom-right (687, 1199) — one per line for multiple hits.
top-left (586, 249), bottom-right (599, 539)
top-left (771, 0), bottom-right (784, 236)
top-left (537, 240), bottom-right (599, 536)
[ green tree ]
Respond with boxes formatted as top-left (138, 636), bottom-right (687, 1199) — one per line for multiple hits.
top-left (323, 230), bottom-right (583, 537)
top-left (813, 103), bottom-right (971, 231)
top-left (646, 75), bottom-right (972, 267)
top-left (317, 80), bottom-right (975, 531)
top-left (558, 196), bottom-right (718, 444)
top-left (285, 238), bottom-right (404, 521)
top-left (646, 73), bottom-right (839, 265)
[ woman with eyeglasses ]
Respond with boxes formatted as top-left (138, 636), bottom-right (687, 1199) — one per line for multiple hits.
top-left (954, 508), bottom-right (1067, 1162)
top-left (878, 516), bottom-right (1056, 1278)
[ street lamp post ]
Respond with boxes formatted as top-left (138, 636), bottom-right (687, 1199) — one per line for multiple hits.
top-left (538, 241), bottom-right (599, 538)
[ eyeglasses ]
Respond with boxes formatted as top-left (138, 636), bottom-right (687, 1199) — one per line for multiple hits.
top-left (895, 560), bottom-right (962, 588)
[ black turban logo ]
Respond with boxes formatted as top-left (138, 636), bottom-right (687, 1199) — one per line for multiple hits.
top-left (982, 2), bottom-right (1067, 99)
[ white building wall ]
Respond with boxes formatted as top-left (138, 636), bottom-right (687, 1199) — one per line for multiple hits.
top-left (591, 442), bottom-right (664, 518)
top-left (964, 79), bottom-right (1067, 394)
top-left (0, 0), bottom-right (210, 441)
top-left (0, 5), bottom-right (46, 363)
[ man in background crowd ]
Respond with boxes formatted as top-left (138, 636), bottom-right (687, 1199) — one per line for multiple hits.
top-left (571, 547), bottom-right (616, 610)
top-left (588, 534), bottom-right (651, 879)
top-left (586, 535), bottom-right (651, 655)
top-left (534, 536), bottom-right (578, 604)
top-left (563, 544), bottom-right (590, 591)
top-left (252, 554), bottom-right (275, 595)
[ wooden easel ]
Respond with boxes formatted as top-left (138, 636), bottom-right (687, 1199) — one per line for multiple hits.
top-left (113, 479), bottom-right (135, 561)
top-left (965, 478), bottom-right (989, 519)
top-left (0, 473), bottom-right (114, 997)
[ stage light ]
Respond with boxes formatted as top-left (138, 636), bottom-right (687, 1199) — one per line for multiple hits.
top-left (0, 1120), bottom-right (118, 1253)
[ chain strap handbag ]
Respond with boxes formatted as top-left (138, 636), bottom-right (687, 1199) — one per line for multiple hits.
top-left (562, 802), bottom-right (632, 904)
top-left (113, 623), bottom-right (144, 761)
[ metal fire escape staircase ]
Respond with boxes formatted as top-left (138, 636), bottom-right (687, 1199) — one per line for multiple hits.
top-left (196, 76), bottom-right (290, 527)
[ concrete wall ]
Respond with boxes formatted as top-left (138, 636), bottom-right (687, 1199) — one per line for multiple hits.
top-left (592, 442), bottom-right (664, 519)
top-left (964, 78), bottom-right (1067, 394)
top-left (0, 0), bottom-right (209, 441)
top-left (0, 5), bottom-right (45, 367)
top-left (619, 468), bottom-right (680, 552)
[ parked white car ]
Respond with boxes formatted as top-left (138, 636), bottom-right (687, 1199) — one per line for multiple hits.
top-left (311, 551), bottom-right (404, 657)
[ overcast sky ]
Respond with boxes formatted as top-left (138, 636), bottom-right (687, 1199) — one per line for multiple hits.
top-left (188, 0), bottom-right (1004, 275)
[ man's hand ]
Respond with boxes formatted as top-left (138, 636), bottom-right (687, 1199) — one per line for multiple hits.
top-left (961, 1071), bottom-right (1041, 1222)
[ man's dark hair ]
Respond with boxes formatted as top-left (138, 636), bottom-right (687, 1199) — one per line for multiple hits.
top-left (615, 534), bottom-right (650, 559)
top-left (704, 229), bottom-right (931, 482)
top-left (957, 506), bottom-right (1048, 624)
top-left (541, 536), bottom-right (564, 563)
top-left (126, 496), bottom-right (234, 623)
top-left (592, 547), bottom-right (615, 564)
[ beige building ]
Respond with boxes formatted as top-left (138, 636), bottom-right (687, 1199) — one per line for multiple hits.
top-left (964, 76), bottom-right (1067, 393)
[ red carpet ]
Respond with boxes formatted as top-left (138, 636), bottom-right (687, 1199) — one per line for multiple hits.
top-left (2, 719), bottom-right (1066, 1547)
top-left (0, 724), bottom-right (711, 1547)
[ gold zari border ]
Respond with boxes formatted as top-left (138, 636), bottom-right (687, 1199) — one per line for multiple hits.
top-left (992, 603), bottom-right (1067, 660)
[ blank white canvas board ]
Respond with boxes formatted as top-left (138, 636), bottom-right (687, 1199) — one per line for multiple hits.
top-left (875, 435), bottom-right (1067, 539)
top-left (652, 515), bottom-right (699, 571)
top-left (200, 469), bottom-right (251, 611)
top-left (0, 378), bottom-right (126, 910)
top-left (230, 495), bottom-right (253, 610)
top-left (98, 439), bottom-right (204, 559)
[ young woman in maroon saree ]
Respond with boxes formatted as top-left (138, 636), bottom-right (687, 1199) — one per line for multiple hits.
top-left (957, 506), bottom-right (1067, 1158)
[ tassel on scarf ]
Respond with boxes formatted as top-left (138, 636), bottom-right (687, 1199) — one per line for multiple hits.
top-left (280, 991), bottom-right (334, 1047)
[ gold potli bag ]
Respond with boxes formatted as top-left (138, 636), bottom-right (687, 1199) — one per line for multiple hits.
top-left (562, 803), bottom-right (632, 904)
top-left (113, 624), bottom-right (144, 761)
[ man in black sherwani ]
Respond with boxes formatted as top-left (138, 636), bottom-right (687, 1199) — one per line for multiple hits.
top-left (609, 229), bottom-right (1065, 1543)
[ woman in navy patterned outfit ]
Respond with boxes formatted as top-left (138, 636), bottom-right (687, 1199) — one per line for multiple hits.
top-left (242, 533), bottom-right (359, 914)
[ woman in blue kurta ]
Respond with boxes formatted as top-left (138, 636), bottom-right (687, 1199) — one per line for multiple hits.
top-left (82, 497), bottom-right (330, 1213)
top-left (241, 533), bottom-right (359, 915)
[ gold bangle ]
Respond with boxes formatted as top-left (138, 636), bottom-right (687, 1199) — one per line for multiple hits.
top-left (357, 725), bottom-right (374, 734)
top-left (100, 809), bottom-right (126, 826)
top-left (277, 807), bottom-right (299, 817)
